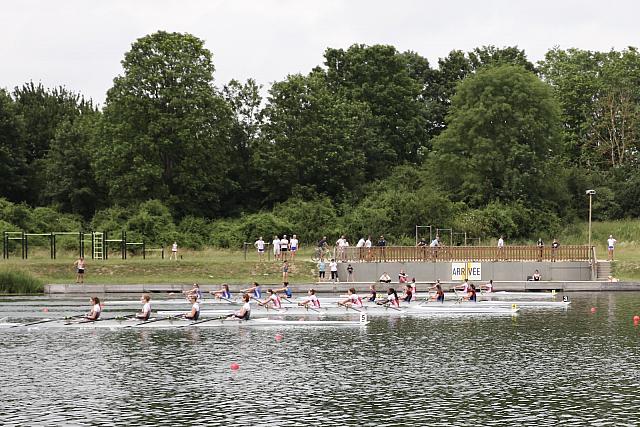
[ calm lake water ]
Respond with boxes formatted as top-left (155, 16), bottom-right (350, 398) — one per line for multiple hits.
top-left (0, 292), bottom-right (639, 426)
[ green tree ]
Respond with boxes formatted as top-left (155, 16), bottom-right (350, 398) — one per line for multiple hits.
top-left (256, 70), bottom-right (372, 204)
top-left (324, 44), bottom-right (429, 170)
top-left (42, 113), bottom-right (104, 218)
top-left (98, 31), bottom-right (234, 217)
top-left (431, 65), bottom-right (563, 207)
top-left (0, 90), bottom-right (27, 202)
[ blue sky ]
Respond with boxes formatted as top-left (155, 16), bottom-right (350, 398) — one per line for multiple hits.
top-left (1, 0), bottom-right (638, 105)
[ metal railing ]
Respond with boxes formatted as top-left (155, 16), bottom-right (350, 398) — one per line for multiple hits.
top-left (338, 245), bottom-right (591, 262)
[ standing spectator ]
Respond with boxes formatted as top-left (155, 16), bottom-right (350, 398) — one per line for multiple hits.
top-left (346, 263), bottom-right (354, 282)
top-left (430, 236), bottom-right (440, 260)
top-left (254, 236), bottom-right (265, 262)
top-left (170, 241), bottom-right (178, 260)
top-left (73, 256), bottom-right (86, 284)
top-left (272, 235), bottom-right (281, 261)
top-left (607, 235), bottom-right (617, 261)
top-left (318, 259), bottom-right (326, 282)
top-left (377, 235), bottom-right (387, 261)
top-left (497, 235), bottom-right (505, 260)
top-left (536, 238), bottom-right (544, 261)
top-left (290, 234), bottom-right (299, 261)
top-left (329, 259), bottom-right (338, 282)
top-left (356, 236), bottom-right (366, 262)
top-left (317, 236), bottom-right (329, 261)
top-left (551, 239), bottom-right (560, 262)
top-left (280, 234), bottom-right (289, 261)
top-left (336, 235), bottom-right (348, 261)
top-left (365, 235), bottom-right (372, 261)
top-left (282, 260), bottom-right (289, 282)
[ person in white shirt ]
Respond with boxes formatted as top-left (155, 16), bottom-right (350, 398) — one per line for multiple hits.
top-left (272, 236), bottom-right (281, 261)
top-left (185, 295), bottom-right (200, 320)
top-left (136, 294), bottom-right (152, 321)
top-left (290, 234), bottom-right (299, 260)
top-left (355, 237), bottom-right (366, 261)
top-left (228, 293), bottom-right (251, 320)
top-left (607, 235), bottom-right (617, 261)
top-left (280, 235), bottom-right (289, 261)
top-left (329, 259), bottom-right (338, 282)
top-left (254, 237), bottom-right (265, 261)
top-left (497, 235), bottom-right (505, 260)
top-left (85, 296), bottom-right (101, 321)
top-left (299, 289), bottom-right (321, 308)
top-left (170, 241), bottom-right (178, 260)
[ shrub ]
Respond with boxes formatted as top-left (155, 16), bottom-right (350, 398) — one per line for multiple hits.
top-left (209, 218), bottom-right (244, 248)
top-left (0, 270), bottom-right (43, 294)
top-left (177, 216), bottom-right (212, 249)
top-left (274, 197), bottom-right (337, 243)
top-left (126, 200), bottom-right (177, 246)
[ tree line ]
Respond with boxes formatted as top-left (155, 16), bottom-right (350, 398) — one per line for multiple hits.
top-left (1, 31), bottom-right (639, 247)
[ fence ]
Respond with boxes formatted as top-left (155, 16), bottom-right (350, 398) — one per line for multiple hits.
top-left (340, 245), bottom-right (592, 263)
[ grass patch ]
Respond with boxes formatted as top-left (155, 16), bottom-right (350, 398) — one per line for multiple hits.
top-left (0, 270), bottom-right (44, 294)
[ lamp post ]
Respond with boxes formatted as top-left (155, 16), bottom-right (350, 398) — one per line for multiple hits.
top-left (586, 190), bottom-right (596, 249)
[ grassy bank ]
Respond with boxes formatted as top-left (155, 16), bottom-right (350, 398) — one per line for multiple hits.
top-left (0, 270), bottom-right (44, 293)
top-left (1, 220), bottom-right (639, 286)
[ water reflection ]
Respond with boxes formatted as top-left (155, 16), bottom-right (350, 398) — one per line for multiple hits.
top-left (0, 293), bottom-right (639, 425)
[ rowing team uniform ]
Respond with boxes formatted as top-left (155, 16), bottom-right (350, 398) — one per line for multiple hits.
top-left (459, 282), bottom-right (469, 293)
top-left (402, 289), bottom-right (412, 303)
top-left (236, 302), bottom-right (251, 320)
top-left (268, 294), bottom-right (282, 308)
top-left (253, 287), bottom-right (262, 299)
top-left (387, 294), bottom-right (400, 307)
top-left (187, 302), bottom-right (200, 320)
top-left (140, 302), bottom-right (151, 321)
top-left (348, 294), bottom-right (363, 307)
top-left (367, 290), bottom-right (377, 302)
top-left (436, 290), bottom-right (445, 303)
top-left (221, 290), bottom-right (232, 299)
top-left (303, 294), bottom-right (321, 308)
top-left (282, 287), bottom-right (292, 298)
top-left (468, 288), bottom-right (477, 302)
top-left (90, 303), bottom-right (101, 320)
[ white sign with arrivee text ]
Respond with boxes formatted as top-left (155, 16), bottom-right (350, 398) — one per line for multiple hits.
top-left (451, 262), bottom-right (482, 281)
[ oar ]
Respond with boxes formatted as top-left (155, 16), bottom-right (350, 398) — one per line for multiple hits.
top-left (297, 303), bottom-right (321, 313)
top-left (338, 302), bottom-right (363, 313)
top-left (178, 314), bottom-right (231, 328)
top-left (127, 314), bottom-right (185, 328)
top-left (452, 288), bottom-right (464, 304)
top-left (376, 301), bottom-right (402, 311)
top-left (11, 314), bottom-right (85, 328)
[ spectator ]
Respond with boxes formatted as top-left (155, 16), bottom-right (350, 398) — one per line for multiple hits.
top-left (280, 234), bottom-right (289, 261)
top-left (417, 238), bottom-right (427, 247)
top-left (537, 238), bottom-right (544, 261)
top-left (272, 235), bottom-right (281, 261)
top-left (430, 236), bottom-right (440, 260)
top-left (378, 235), bottom-right (387, 261)
top-left (170, 241), bottom-right (178, 260)
top-left (607, 235), bottom-right (618, 261)
top-left (398, 269), bottom-right (408, 283)
top-left (290, 234), bottom-right (299, 261)
top-left (497, 235), bottom-right (505, 260)
top-left (532, 270), bottom-right (541, 281)
top-left (377, 235), bottom-right (387, 247)
top-left (282, 260), bottom-right (289, 282)
top-left (254, 236), bottom-right (265, 261)
top-left (318, 259), bottom-right (326, 282)
top-left (551, 239), bottom-right (560, 262)
top-left (379, 272), bottom-right (391, 283)
top-left (329, 259), bottom-right (338, 282)
top-left (73, 256), bottom-right (86, 284)
top-left (346, 263), bottom-right (354, 282)
top-left (365, 235), bottom-right (373, 261)
top-left (336, 235), bottom-right (348, 261)
top-left (356, 237), bottom-right (366, 262)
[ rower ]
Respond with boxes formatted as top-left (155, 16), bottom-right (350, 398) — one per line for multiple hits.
top-left (136, 294), bottom-right (152, 320)
top-left (410, 278), bottom-right (417, 300)
top-left (228, 293), bottom-right (251, 320)
top-left (299, 289), bottom-right (321, 308)
top-left (454, 279), bottom-right (470, 294)
top-left (378, 288), bottom-right (400, 308)
top-left (466, 284), bottom-right (477, 302)
top-left (241, 282), bottom-right (262, 300)
top-left (480, 279), bottom-right (494, 293)
top-left (274, 282), bottom-right (293, 300)
top-left (210, 283), bottom-right (232, 300)
top-left (366, 284), bottom-right (377, 302)
top-left (434, 284), bottom-right (445, 303)
top-left (185, 295), bottom-right (200, 320)
top-left (260, 289), bottom-right (282, 309)
top-left (185, 283), bottom-right (203, 302)
top-left (402, 283), bottom-right (413, 303)
top-left (339, 288), bottom-right (363, 308)
top-left (85, 296), bottom-right (101, 321)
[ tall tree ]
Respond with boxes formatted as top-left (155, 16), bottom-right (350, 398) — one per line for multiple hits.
top-left (0, 89), bottom-right (27, 202)
top-left (256, 71), bottom-right (373, 204)
top-left (323, 44), bottom-right (429, 172)
top-left (97, 31), bottom-right (235, 217)
top-left (430, 65), bottom-right (563, 207)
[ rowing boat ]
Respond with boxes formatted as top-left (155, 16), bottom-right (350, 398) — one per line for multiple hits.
top-left (0, 316), bottom-right (369, 329)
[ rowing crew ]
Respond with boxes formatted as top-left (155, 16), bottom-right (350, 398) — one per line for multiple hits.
top-left (338, 287), bottom-right (404, 309)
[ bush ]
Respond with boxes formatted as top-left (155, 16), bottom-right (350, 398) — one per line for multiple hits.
top-left (126, 200), bottom-right (177, 246)
top-left (209, 218), bottom-right (244, 248)
top-left (0, 270), bottom-right (43, 294)
top-left (273, 197), bottom-right (337, 243)
top-left (177, 216), bottom-right (212, 249)
top-left (236, 212), bottom-right (292, 245)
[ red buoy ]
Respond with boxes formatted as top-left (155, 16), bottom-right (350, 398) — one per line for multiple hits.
top-left (590, 307), bottom-right (597, 313)
top-left (230, 363), bottom-right (240, 371)
top-left (275, 333), bottom-right (283, 342)
top-left (42, 307), bottom-right (49, 313)
top-left (634, 315), bottom-right (640, 322)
